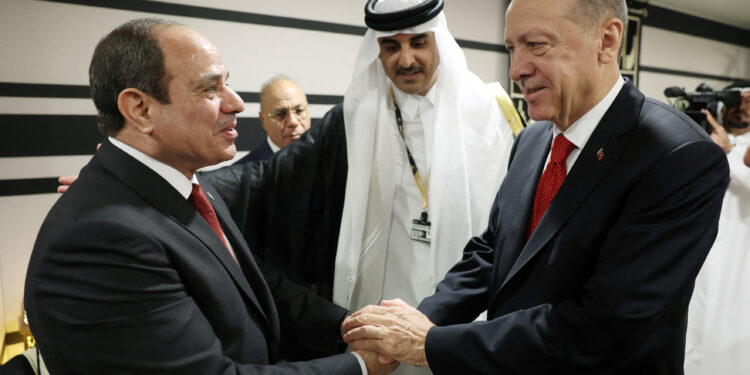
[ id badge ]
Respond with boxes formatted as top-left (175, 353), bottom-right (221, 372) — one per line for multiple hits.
top-left (410, 211), bottom-right (432, 244)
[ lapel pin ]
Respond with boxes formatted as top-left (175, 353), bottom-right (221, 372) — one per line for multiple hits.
top-left (597, 148), bottom-right (604, 161)
top-left (206, 191), bottom-right (215, 200)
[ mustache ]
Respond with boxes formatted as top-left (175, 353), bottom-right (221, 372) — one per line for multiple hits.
top-left (396, 64), bottom-right (423, 75)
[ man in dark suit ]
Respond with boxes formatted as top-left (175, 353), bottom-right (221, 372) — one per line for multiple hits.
top-left (341, 0), bottom-right (730, 373)
top-left (24, 18), bottom-right (394, 375)
top-left (234, 77), bottom-right (312, 164)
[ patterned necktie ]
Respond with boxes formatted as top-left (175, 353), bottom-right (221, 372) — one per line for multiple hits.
top-left (526, 134), bottom-right (577, 241)
top-left (188, 183), bottom-right (235, 260)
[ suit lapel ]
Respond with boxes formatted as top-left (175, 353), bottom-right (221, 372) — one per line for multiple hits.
top-left (202, 180), bottom-right (281, 343)
top-left (96, 140), bottom-right (273, 333)
top-left (498, 82), bottom-right (644, 292)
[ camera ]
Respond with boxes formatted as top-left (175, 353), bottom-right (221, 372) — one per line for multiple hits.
top-left (664, 82), bottom-right (742, 133)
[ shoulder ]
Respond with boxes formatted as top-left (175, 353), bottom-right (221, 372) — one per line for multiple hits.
top-left (638, 97), bottom-right (708, 141)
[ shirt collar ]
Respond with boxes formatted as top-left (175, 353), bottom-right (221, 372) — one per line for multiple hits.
top-left (109, 136), bottom-right (197, 199)
top-left (553, 76), bottom-right (625, 149)
top-left (266, 136), bottom-right (281, 153)
top-left (391, 81), bottom-right (437, 121)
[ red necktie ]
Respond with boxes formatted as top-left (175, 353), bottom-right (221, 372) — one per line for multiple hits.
top-left (526, 134), bottom-right (577, 241)
top-left (188, 183), bottom-right (234, 259)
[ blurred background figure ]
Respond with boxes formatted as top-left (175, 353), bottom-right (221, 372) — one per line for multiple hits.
top-left (686, 80), bottom-right (750, 375)
top-left (235, 76), bottom-right (311, 163)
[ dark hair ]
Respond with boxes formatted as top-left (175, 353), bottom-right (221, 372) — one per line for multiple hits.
top-left (89, 18), bottom-right (178, 136)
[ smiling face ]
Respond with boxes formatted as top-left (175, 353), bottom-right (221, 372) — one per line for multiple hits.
top-left (377, 32), bottom-right (440, 96)
top-left (505, 0), bottom-right (605, 128)
top-left (259, 79), bottom-right (311, 148)
top-left (149, 26), bottom-right (244, 176)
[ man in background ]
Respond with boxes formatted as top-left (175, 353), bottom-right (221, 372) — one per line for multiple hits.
top-left (686, 81), bottom-right (750, 375)
top-left (235, 76), bottom-right (311, 163)
top-left (26, 17), bottom-right (392, 375)
top-left (342, 0), bottom-right (729, 373)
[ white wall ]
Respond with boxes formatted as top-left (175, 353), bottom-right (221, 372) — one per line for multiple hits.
top-left (0, 0), bottom-right (507, 335)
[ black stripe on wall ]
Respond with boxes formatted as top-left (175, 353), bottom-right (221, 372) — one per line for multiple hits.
top-left (44, 0), bottom-right (506, 53)
top-left (0, 82), bottom-right (90, 98)
top-left (0, 178), bottom-right (60, 196)
top-left (0, 115), bottom-right (267, 157)
top-left (0, 82), bottom-right (345, 104)
top-left (640, 65), bottom-right (745, 83)
top-left (644, 5), bottom-right (750, 48)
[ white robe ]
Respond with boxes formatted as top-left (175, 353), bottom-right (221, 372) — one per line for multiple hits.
top-left (685, 131), bottom-right (750, 374)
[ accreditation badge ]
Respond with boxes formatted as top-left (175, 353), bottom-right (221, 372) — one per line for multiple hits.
top-left (410, 211), bottom-right (432, 244)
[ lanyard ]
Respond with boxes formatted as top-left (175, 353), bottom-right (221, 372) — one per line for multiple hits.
top-left (392, 92), bottom-right (430, 214)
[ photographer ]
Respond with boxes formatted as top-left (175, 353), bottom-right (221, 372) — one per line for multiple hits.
top-left (685, 80), bottom-right (750, 375)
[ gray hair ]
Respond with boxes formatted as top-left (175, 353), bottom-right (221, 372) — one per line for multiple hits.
top-left (89, 17), bottom-right (179, 136)
top-left (567, 0), bottom-right (628, 31)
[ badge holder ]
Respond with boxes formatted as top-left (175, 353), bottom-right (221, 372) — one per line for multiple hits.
top-left (410, 211), bottom-right (432, 244)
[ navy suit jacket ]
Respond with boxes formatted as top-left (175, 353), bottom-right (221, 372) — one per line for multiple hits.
top-left (418, 82), bottom-right (729, 374)
top-left (24, 139), bottom-right (359, 374)
top-left (236, 140), bottom-right (275, 164)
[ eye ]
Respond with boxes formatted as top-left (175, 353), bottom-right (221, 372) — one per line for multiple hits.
top-left (506, 45), bottom-right (515, 53)
top-left (205, 86), bottom-right (218, 93)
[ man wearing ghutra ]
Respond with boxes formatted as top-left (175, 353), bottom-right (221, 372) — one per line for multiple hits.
top-left (333, 0), bottom-right (518, 321)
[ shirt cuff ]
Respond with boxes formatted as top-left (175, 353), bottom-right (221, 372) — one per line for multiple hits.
top-left (350, 352), bottom-right (368, 375)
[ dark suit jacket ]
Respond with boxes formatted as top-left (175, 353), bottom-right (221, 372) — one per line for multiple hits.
top-left (236, 140), bottom-right (275, 164)
top-left (418, 82), bottom-right (730, 374)
top-left (205, 104), bottom-right (347, 298)
top-left (24, 139), bottom-right (359, 374)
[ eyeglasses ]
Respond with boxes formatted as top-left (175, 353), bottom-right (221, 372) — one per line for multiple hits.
top-left (266, 105), bottom-right (309, 122)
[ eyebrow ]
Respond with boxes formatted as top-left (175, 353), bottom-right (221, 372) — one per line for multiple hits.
top-left (378, 33), bottom-right (429, 45)
top-left (195, 71), bottom-right (229, 87)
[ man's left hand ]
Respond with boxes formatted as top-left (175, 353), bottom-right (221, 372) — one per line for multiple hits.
top-left (342, 299), bottom-right (435, 368)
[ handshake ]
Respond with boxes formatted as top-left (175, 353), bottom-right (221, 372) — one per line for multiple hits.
top-left (342, 299), bottom-right (436, 375)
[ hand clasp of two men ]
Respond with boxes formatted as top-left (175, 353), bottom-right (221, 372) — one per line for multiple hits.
top-left (343, 299), bottom-right (436, 371)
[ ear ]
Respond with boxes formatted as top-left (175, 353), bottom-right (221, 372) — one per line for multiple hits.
top-left (117, 88), bottom-right (155, 135)
top-left (598, 17), bottom-right (624, 65)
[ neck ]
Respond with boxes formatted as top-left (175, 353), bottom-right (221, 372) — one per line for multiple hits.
top-left (558, 69), bottom-right (619, 131)
top-left (115, 130), bottom-right (197, 179)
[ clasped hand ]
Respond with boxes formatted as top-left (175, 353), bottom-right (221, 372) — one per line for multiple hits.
top-left (342, 299), bottom-right (435, 369)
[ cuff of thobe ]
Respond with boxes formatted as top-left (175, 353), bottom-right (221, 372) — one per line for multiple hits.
top-left (350, 352), bottom-right (368, 375)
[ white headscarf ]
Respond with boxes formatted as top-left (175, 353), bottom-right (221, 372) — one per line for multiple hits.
top-left (333, 0), bottom-right (514, 310)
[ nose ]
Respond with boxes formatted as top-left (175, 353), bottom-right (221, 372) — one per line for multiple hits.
top-left (508, 51), bottom-right (532, 83)
top-left (286, 111), bottom-right (301, 127)
top-left (221, 86), bottom-right (245, 114)
top-left (398, 46), bottom-right (417, 68)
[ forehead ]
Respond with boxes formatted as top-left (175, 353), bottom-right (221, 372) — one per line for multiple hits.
top-left (262, 83), bottom-right (307, 112)
top-left (158, 26), bottom-right (224, 80)
top-left (505, 0), bottom-right (572, 37)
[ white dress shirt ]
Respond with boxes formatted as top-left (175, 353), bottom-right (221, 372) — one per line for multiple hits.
top-left (548, 77), bottom-right (625, 171)
top-left (108, 137), bottom-right (236, 257)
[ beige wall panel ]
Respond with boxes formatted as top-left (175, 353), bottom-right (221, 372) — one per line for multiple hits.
top-left (641, 26), bottom-right (750, 79)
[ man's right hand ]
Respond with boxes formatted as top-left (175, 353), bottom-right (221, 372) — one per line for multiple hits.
top-left (703, 109), bottom-right (732, 153)
top-left (57, 175), bottom-right (79, 193)
top-left (356, 350), bottom-right (399, 375)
